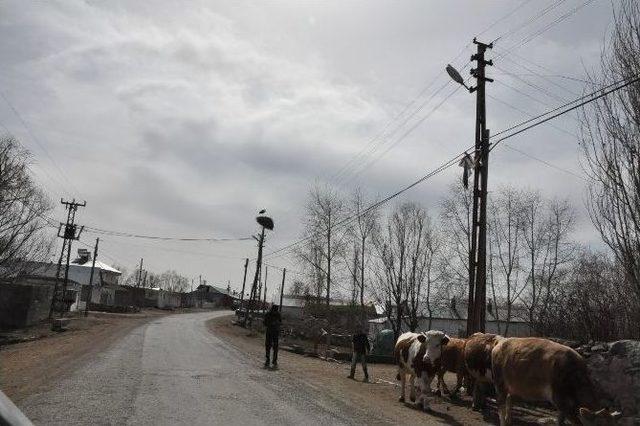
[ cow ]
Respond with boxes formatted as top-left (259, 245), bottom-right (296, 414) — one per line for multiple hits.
top-left (394, 331), bottom-right (450, 411)
top-left (491, 337), bottom-right (622, 426)
top-left (434, 336), bottom-right (467, 398)
top-left (463, 332), bottom-right (504, 410)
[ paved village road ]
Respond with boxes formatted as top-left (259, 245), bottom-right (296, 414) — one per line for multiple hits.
top-left (18, 311), bottom-right (381, 426)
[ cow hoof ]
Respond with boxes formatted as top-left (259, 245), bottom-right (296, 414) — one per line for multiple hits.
top-left (431, 389), bottom-right (441, 396)
top-left (398, 396), bottom-right (405, 403)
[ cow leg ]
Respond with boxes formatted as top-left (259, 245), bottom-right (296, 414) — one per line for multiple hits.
top-left (418, 374), bottom-right (431, 411)
top-left (409, 375), bottom-right (416, 402)
top-left (437, 370), bottom-right (450, 396)
top-left (504, 394), bottom-right (513, 426)
top-left (450, 371), bottom-right (463, 398)
top-left (472, 381), bottom-right (485, 411)
top-left (398, 370), bottom-right (406, 403)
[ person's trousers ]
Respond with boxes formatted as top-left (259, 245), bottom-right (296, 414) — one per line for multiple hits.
top-left (265, 331), bottom-right (279, 364)
top-left (350, 352), bottom-right (368, 378)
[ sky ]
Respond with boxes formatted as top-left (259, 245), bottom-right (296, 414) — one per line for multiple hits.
top-left (0, 0), bottom-right (617, 299)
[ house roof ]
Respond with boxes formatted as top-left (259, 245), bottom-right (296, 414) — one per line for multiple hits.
top-left (72, 260), bottom-right (121, 274)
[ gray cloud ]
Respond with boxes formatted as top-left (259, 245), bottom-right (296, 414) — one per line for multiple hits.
top-left (0, 0), bottom-right (615, 295)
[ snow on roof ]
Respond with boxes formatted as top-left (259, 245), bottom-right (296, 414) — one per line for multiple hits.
top-left (73, 260), bottom-right (121, 274)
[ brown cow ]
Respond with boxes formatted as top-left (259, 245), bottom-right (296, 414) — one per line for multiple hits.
top-left (463, 332), bottom-right (503, 410)
top-left (394, 331), bottom-right (449, 411)
top-left (434, 336), bottom-right (466, 398)
top-left (491, 337), bottom-right (621, 426)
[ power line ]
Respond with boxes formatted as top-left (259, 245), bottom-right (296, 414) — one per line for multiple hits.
top-left (264, 148), bottom-right (469, 260)
top-left (265, 74), bottom-right (640, 262)
top-left (0, 90), bottom-right (82, 198)
top-left (490, 74), bottom-right (640, 150)
top-left (82, 225), bottom-right (253, 242)
top-left (500, 143), bottom-right (589, 182)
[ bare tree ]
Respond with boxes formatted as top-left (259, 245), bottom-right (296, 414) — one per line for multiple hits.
top-left (580, 0), bottom-right (640, 305)
top-left (489, 186), bottom-right (526, 336)
top-left (297, 185), bottom-right (347, 306)
top-left (346, 188), bottom-right (379, 311)
top-left (519, 192), bottom-right (575, 331)
top-left (372, 202), bottom-right (439, 338)
top-left (0, 136), bottom-right (54, 278)
top-left (439, 181), bottom-right (473, 302)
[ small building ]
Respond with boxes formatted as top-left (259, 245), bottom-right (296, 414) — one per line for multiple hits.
top-left (369, 297), bottom-right (532, 338)
top-left (18, 250), bottom-right (122, 312)
top-left (193, 284), bottom-right (237, 308)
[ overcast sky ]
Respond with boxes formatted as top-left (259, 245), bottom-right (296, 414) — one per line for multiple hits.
top-left (0, 0), bottom-right (616, 298)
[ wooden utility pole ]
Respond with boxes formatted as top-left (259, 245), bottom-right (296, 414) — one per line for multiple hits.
top-left (84, 238), bottom-right (99, 317)
top-left (467, 38), bottom-right (493, 335)
top-left (49, 198), bottom-right (86, 320)
top-left (239, 258), bottom-right (248, 312)
top-left (279, 268), bottom-right (286, 309)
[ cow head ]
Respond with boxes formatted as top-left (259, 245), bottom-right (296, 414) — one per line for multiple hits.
top-left (417, 330), bottom-right (450, 365)
top-left (578, 408), bottom-right (622, 425)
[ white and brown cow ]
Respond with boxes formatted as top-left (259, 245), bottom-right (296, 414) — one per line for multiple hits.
top-left (394, 331), bottom-right (450, 411)
top-left (491, 337), bottom-right (621, 426)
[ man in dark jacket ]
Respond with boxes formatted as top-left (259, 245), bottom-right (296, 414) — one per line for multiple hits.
top-left (263, 305), bottom-right (281, 369)
top-left (348, 329), bottom-right (370, 382)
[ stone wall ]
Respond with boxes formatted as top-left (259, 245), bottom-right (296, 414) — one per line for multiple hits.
top-left (576, 340), bottom-right (640, 422)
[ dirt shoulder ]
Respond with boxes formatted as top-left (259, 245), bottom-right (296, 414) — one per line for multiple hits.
top-left (208, 314), bottom-right (556, 426)
top-left (0, 309), bottom-right (175, 402)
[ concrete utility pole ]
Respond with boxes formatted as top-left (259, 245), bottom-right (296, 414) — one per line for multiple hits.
top-left (467, 38), bottom-right (493, 335)
top-left (243, 211), bottom-right (274, 327)
top-left (279, 268), bottom-right (286, 310)
top-left (243, 227), bottom-right (264, 327)
top-left (84, 237), bottom-right (99, 317)
top-left (136, 258), bottom-right (144, 287)
top-left (263, 266), bottom-right (268, 312)
top-left (49, 198), bottom-right (86, 320)
top-left (239, 258), bottom-right (248, 313)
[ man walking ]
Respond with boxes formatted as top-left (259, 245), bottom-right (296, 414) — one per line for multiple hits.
top-left (348, 328), bottom-right (370, 382)
top-left (263, 305), bottom-right (281, 369)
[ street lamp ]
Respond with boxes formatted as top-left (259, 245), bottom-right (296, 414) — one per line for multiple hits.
top-left (446, 64), bottom-right (472, 92)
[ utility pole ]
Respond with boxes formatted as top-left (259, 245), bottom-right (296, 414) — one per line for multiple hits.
top-left (467, 38), bottom-right (493, 335)
top-left (263, 269), bottom-right (267, 312)
top-left (84, 237), bottom-right (99, 317)
top-left (243, 227), bottom-right (265, 327)
top-left (279, 268), bottom-right (286, 310)
top-left (49, 198), bottom-right (86, 320)
top-left (136, 258), bottom-right (144, 287)
top-left (263, 266), bottom-right (268, 312)
top-left (239, 258), bottom-right (248, 313)
top-left (199, 274), bottom-right (203, 308)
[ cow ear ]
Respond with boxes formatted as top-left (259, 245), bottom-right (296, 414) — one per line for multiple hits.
top-left (417, 334), bottom-right (426, 343)
top-left (442, 335), bottom-right (450, 346)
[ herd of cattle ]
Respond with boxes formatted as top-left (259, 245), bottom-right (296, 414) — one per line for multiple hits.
top-left (393, 331), bottom-right (622, 425)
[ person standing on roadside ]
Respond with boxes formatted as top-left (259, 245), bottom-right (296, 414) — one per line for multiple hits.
top-left (348, 328), bottom-right (370, 382)
top-left (263, 305), bottom-right (281, 369)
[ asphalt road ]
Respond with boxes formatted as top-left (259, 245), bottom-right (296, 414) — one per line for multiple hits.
top-left (18, 311), bottom-right (378, 426)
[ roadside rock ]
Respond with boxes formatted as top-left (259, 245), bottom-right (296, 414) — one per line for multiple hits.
top-left (583, 340), bottom-right (640, 417)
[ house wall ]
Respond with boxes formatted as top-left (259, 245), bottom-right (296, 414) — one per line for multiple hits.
top-left (0, 282), bottom-right (54, 328)
top-left (369, 317), bottom-right (532, 338)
